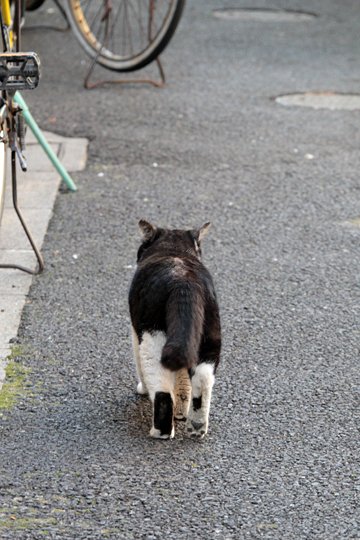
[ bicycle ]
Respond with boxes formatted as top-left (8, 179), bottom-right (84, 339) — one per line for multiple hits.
top-left (0, 0), bottom-right (44, 273)
top-left (64, 0), bottom-right (186, 73)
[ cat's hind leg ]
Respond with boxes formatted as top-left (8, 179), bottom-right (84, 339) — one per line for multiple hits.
top-left (139, 331), bottom-right (176, 439)
top-left (186, 363), bottom-right (215, 438)
top-left (174, 368), bottom-right (191, 420)
top-left (186, 305), bottom-right (221, 438)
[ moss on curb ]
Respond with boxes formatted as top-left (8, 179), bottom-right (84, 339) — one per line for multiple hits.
top-left (0, 348), bottom-right (31, 409)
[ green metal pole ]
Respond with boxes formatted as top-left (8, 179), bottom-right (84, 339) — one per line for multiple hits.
top-left (13, 92), bottom-right (77, 192)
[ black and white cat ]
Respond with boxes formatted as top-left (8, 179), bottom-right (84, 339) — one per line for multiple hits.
top-left (128, 220), bottom-right (221, 439)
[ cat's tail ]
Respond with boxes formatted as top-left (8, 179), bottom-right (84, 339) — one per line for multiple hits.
top-left (161, 283), bottom-right (204, 372)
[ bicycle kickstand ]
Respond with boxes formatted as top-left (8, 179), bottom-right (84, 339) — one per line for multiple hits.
top-left (83, 15), bottom-right (166, 90)
top-left (0, 147), bottom-right (44, 275)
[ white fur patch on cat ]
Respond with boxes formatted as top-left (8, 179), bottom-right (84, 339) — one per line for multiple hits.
top-left (150, 426), bottom-right (175, 439)
top-left (139, 331), bottom-right (176, 401)
top-left (132, 326), bottom-right (148, 394)
top-left (191, 362), bottom-right (215, 397)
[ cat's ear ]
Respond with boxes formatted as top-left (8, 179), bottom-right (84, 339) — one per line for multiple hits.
top-left (196, 222), bottom-right (211, 242)
top-left (139, 219), bottom-right (156, 241)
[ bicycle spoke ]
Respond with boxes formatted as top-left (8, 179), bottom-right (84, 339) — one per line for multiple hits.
top-left (66, 0), bottom-right (185, 71)
top-left (96, 0), bottom-right (175, 59)
top-left (83, 0), bottom-right (105, 48)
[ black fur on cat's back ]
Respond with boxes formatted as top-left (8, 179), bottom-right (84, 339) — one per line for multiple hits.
top-left (129, 220), bottom-right (221, 372)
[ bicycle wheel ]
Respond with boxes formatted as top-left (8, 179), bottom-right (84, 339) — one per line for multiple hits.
top-left (65, 0), bottom-right (185, 72)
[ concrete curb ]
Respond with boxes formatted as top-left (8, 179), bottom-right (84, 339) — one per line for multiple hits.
top-left (0, 130), bottom-right (88, 387)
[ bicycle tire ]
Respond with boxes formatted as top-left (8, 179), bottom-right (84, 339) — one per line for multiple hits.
top-left (65, 0), bottom-right (185, 72)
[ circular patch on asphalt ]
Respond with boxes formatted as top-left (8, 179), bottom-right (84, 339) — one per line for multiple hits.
top-left (275, 92), bottom-right (360, 110)
top-left (212, 8), bottom-right (316, 22)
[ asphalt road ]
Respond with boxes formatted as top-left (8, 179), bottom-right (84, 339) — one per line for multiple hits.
top-left (0, 0), bottom-right (359, 538)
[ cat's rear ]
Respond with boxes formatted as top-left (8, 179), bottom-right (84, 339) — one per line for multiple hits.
top-left (129, 220), bottom-right (221, 439)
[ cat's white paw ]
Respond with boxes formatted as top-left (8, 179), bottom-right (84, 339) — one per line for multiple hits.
top-left (137, 382), bottom-right (147, 395)
top-left (185, 418), bottom-right (208, 438)
top-left (150, 426), bottom-right (175, 440)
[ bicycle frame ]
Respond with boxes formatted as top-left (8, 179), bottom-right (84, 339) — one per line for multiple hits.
top-left (0, 0), bottom-right (16, 51)
top-left (1, 0), bottom-right (77, 190)
top-left (0, 0), bottom-right (11, 29)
